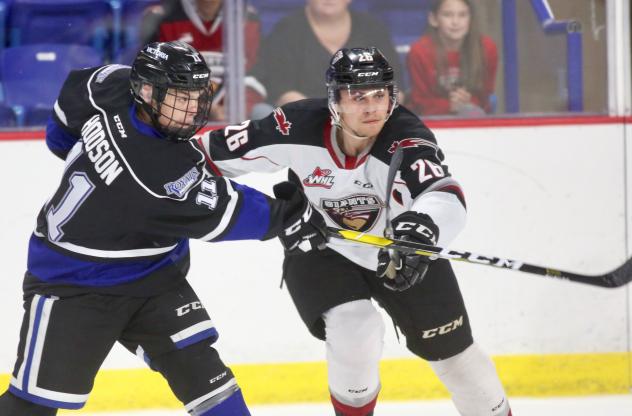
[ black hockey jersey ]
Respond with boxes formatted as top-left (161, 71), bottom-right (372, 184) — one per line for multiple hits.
top-left (199, 99), bottom-right (467, 270)
top-left (29, 64), bottom-right (287, 296)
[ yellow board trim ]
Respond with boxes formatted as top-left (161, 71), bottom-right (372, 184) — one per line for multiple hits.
top-left (0, 352), bottom-right (628, 413)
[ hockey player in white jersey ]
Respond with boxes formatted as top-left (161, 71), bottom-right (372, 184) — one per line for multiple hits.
top-left (199, 47), bottom-right (513, 416)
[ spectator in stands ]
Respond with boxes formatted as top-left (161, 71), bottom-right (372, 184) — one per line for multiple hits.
top-left (407, 0), bottom-right (497, 116)
top-left (250, 0), bottom-right (403, 108)
top-left (151, 0), bottom-right (261, 120)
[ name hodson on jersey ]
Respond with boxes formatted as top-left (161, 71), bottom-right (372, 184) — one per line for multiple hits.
top-left (199, 99), bottom-right (467, 271)
top-left (31, 64), bottom-right (291, 297)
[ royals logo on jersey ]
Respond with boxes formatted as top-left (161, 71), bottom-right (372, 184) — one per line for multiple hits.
top-left (164, 166), bottom-right (200, 197)
top-left (388, 138), bottom-right (437, 153)
top-left (273, 108), bottom-right (292, 135)
top-left (303, 167), bottom-right (335, 189)
top-left (321, 194), bottom-right (382, 232)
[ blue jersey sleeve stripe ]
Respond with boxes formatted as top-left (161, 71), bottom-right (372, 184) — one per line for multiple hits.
top-left (220, 181), bottom-right (271, 241)
top-left (46, 116), bottom-right (78, 159)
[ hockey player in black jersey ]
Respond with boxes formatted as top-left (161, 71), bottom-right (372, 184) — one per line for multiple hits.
top-left (199, 47), bottom-right (513, 416)
top-left (0, 41), bottom-right (326, 416)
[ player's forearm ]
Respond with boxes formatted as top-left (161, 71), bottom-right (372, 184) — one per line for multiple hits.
top-left (410, 190), bottom-right (467, 248)
top-left (261, 196), bottom-right (290, 241)
top-left (199, 129), bottom-right (286, 177)
top-left (211, 180), bottom-right (307, 243)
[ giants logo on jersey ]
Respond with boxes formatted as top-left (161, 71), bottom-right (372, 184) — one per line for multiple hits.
top-left (273, 107), bottom-right (292, 135)
top-left (321, 194), bottom-right (382, 232)
top-left (388, 138), bottom-right (437, 153)
top-left (303, 167), bottom-right (335, 189)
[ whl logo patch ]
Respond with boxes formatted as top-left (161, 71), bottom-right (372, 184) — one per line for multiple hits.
top-left (321, 194), bottom-right (382, 232)
top-left (303, 167), bottom-right (335, 189)
top-left (273, 107), bottom-right (292, 135)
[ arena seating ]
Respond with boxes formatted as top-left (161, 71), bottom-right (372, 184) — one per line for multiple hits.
top-left (8, 0), bottom-right (112, 57)
top-left (0, 44), bottom-right (103, 126)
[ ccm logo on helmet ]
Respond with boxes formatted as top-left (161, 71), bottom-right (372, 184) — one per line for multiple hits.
top-left (358, 72), bottom-right (379, 77)
top-left (395, 221), bottom-right (437, 244)
top-left (192, 73), bottom-right (209, 79)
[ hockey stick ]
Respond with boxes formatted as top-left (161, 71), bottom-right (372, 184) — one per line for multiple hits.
top-left (327, 227), bottom-right (632, 288)
top-left (382, 145), bottom-right (405, 278)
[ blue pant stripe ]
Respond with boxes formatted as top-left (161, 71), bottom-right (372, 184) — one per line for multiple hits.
top-left (9, 385), bottom-right (85, 410)
top-left (198, 388), bottom-right (250, 416)
top-left (175, 328), bottom-right (219, 350)
top-left (22, 296), bottom-right (47, 391)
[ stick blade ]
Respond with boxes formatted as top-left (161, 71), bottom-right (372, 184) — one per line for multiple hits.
top-left (561, 256), bottom-right (632, 288)
top-left (602, 256), bottom-right (632, 287)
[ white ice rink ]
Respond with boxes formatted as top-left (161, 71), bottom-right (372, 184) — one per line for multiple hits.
top-left (70, 395), bottom-right (632, 416)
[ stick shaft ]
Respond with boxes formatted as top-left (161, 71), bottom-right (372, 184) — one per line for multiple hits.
top-left (383, 146), bottom-right (404, 279)
top-left (327, 227), bottom-right (632, 288)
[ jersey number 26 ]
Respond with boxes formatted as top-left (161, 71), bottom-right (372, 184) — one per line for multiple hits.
top-left (225, 120), bottom-right (250, 151)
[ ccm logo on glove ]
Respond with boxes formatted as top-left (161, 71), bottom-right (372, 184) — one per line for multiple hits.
top-left (377, 211), bottom-right (440, 291)
top-left (394, 221), bottom-right (438, 245)
top-left (284, 203), bottom-right (314, 236)
top-left (273, 181), bottom-right (327, 253)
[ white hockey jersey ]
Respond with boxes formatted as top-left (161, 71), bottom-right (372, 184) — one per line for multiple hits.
top-left (199, 99), bottom-right (467, 270)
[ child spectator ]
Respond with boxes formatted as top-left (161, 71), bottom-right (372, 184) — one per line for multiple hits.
top-left (407, 0), bottom-right (497, 116)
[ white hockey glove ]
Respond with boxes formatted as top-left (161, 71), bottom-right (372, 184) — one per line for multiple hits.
top-left (273, 182), bottom-right (327, 253)
top-left (377, 211), bottom-right (439, 291)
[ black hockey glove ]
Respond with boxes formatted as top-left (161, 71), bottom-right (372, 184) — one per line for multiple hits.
top-left (273, 181), bottom-right (327, 253)
top-left (377, 211), bottom-right (439, 292)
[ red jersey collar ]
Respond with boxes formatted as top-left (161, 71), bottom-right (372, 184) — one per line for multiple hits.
top-left (323, 118), bottom-right (371, 170)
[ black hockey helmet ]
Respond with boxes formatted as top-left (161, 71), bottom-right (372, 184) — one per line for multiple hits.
top-left (326, 47), bottom-right (398, 124)
top-left (130, 41), bottom-right (213, 141)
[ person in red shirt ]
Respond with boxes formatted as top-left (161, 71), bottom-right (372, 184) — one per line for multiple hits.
top-left (153, 0), bottom-right (261, 120)
top-left (407, 0), bottom-right (497, 116)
